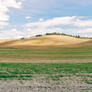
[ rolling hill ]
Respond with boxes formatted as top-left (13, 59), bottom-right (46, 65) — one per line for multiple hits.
top-left (0, 35), bottom-right (91, 48)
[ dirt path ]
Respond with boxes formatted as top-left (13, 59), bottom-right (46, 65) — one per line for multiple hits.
top-left (0, 58), bottom-right (92, 63)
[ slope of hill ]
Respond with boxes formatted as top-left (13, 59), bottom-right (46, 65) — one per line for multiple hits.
top-left (0, 35), bottom-right (91, 48)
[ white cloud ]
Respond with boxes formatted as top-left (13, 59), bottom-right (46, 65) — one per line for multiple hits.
top-left (0, 13), bottom-right (10, 21)
top-left (25, 16), bottom-right (31, 20)
top-left (1, 27), bottom-right (92, 39)
top-left (0, 22), bottom-right (9, 28)
top-left (0, 0), bottom-right (22, 9)
top-left (1, 16), bottom-right (92, 39)
top-left (39, 18), bottom-right (44, 22)
top-left (25, 16), bottom-right (75, 28)
top-left (0, 0), bottom-right (22, 28)
top-left (74, 20), bottom-right (92, 27)
top-left (0, 28), bottom-right (23, 39)
top-left (77, 28), bottom-right (92, 33)
top-left (25, 16), bottom-right (92, 28)
top-left (23, 16), bottom-right (92, 37)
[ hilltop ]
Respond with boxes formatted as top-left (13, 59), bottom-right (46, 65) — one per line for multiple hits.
top-left (0, 34), bottom-right (91, 48)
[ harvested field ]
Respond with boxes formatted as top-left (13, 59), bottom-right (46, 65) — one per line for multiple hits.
top-left (0, 45), bottom-right (92, 61)
top-left (0, 35), bottom-right (91, 48)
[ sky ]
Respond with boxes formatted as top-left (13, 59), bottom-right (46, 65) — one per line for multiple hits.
top-left (0, 0), bottom-right (92, 39)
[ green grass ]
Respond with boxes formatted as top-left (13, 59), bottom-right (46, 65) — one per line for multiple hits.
top-left (83, 79), bottom-right (92, 84)
top-left (0, 63), bottom-right (92, 80)
top-left (50, 74), bottom-right (64, 81)
top-left (0, 46), bottom-right (92, 55)
top-left (0, 46), bottom-right (92, 59)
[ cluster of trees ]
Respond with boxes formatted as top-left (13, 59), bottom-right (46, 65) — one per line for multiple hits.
top-left (35, 32), bottom-right (81, 38)
top-left (20, 32), bottom-right (81, 39)
top-left (45, 32), bottom-right (65, 35)
top-left (75, 35), bottom-right (80, 38)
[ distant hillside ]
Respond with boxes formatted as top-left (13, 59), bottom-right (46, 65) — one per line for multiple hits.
top-left (0, 34), bottom-right (91, 48)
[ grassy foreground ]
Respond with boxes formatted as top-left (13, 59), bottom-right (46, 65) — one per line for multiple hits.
top-left (0, 46), bottom-right (92, 59)
top-left (0, 63), bottom-right (92, 83)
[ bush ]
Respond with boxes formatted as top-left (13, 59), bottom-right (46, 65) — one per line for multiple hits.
top-left (75, 35), bottom-right (80, 38)
top-left (35, 34), bottom-right (42, 37)
top-left (21, 37), bottom-right (25, 40)
top-left (45, 32), bottom-right (61, 35)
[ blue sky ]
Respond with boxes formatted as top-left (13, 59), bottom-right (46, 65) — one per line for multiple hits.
top-left (0, 0), bottom-right (92, 39)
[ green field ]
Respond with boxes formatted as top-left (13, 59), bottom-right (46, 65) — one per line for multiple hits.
top-left (0, 46), bottom-right (92, 60)
top-left (0, 63), bottom-right (92, 83)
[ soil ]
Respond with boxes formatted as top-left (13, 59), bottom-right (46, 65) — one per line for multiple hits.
top-left (0, 58), bottom-right (92, 63)
top-left (0, 75), bottom-right (92, 92)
